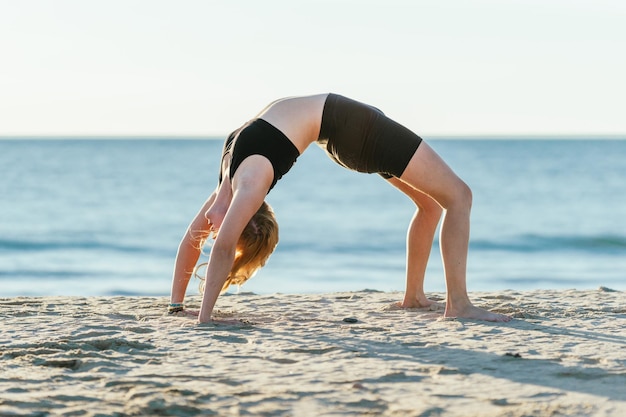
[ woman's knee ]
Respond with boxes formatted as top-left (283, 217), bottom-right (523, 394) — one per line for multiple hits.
top-left (453, 180), bottom-right (473, 211)
top-left (434, 178), bottom-right (472, 211)
top-left (401, 142), bottom-right (472, 211)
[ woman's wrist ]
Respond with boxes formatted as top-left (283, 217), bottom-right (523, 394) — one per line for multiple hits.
top-left (167, 302), bottom-right (185, 314)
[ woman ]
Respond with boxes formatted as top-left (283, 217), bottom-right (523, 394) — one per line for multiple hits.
top-left (169, 93), bottom-right (512, 323)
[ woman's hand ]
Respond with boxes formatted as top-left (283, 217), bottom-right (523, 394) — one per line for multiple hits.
top-left (170, 309), bottom-right (199, 318)
top-left (181, 309), bottom-right (199, 318)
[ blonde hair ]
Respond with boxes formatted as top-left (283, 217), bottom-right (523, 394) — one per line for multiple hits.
top-left (196, 201), bottom-right (279, 293)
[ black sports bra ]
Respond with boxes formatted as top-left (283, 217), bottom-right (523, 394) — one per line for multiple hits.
top-left (218, 119), bottom-right (300, 192)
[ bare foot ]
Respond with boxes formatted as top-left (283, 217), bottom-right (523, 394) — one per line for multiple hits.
top-left (444, 304), bottom-right (512, 322)
top-left (397, 297), bottom-right (444, 310)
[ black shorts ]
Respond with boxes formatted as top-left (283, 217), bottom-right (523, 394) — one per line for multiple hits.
top-left (317, 94), bottom-right (422, 179)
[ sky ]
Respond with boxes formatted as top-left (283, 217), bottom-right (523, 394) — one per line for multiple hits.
top-left (1, 0), bottom-right (625, 137)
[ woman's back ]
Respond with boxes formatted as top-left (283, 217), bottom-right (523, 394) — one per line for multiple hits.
top-left (254, 93), bottom-right (328, 153)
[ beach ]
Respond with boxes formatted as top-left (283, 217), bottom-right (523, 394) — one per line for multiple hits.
top-left (1, 288), bottom-right (625, 416)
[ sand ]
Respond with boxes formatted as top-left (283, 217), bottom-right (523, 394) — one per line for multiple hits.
top-left (1, 288), bottom-right (625, 416)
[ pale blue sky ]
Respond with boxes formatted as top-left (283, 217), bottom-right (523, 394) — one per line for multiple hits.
top-left (1, 0), bottom-right (625, 136)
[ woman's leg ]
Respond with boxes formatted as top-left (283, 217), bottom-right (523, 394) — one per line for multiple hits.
top-left (386, 177), bottom-right (443, 308)
top-left (399, 142), bottom-right (511, 322)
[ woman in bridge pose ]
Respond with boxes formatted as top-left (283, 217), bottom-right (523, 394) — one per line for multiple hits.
top-left (168, 93), bottom-right (512, 323)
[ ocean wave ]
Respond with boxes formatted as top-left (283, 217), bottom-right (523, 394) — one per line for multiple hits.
top-left (280, 234), bottom-right (626, 255)
top-left (471, 234), bottom-right (626, 254)
top-left (277, 241), bottom-right (402, 255)
top-left (0, 237), bottom-right (169, 255)
top-left (0, 269), bottom-right (99, 279)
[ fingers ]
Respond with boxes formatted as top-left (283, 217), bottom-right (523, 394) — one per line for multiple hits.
top-left (170, 309), bottom-right (199, 318)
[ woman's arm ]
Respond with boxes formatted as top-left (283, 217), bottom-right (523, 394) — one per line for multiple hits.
top-left (197, 155), bottom-right (273, 323)
top-left (170, 150), bottom-right (236, 307)
top-left (204, 169), bottom-right (233, 232)
top-left (170, 192), bottom-right (216, 305)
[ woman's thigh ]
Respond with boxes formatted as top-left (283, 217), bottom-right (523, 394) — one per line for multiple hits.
top-left (399, 141), bottom-right (470, 208)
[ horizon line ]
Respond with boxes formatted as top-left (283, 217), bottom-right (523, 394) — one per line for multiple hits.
top-left (1, 134), bottom-right (626, 141)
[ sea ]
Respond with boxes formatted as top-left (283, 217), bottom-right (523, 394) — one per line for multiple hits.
top-left (1, 138), bottom-right (625, 298)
